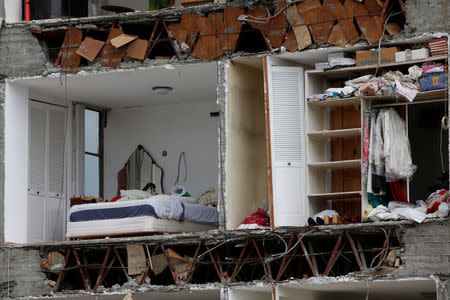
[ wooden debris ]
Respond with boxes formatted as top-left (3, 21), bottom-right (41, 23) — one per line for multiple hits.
top-left (167, 13), bottom-right (200, 48)
top-left (76, 37), bottom-right (105, 62)
top-left (344, 0), bottom-right (382, 45)
top-left (126, 245), bottom-right (147, 276)
top-left (100, 26), bottom-right (125, 67)
top-left (364, 0), bottom-right (383, 15)
top-left (298, 0), bottom-right (335, 45)
top-left (386, 22), bottom-right (402, 35)
top-left (192, 15), bottom-right (221, 61)
top-left (266, 0), bottom-right (288, 49)
top-left (55, 27), bottom-right (82, 73)
top-left (285, 5), bottom-right (312, 50)
top-left (323, 0), bottom-right (359, 44)
top-left (247, 6), bottom-right (271, 36)
top-left (150, 253), bottom-right (169, 276)
top-left (221, 6), bottom-right (244, 54)
top-left (283, 30), bottom-right (298, 52)
top-left (328, 23), bottom-right (348, 47)
top-left (111, 34), bottom-right (138, 48)
top-left (126, 39), bottom-right (149, 60)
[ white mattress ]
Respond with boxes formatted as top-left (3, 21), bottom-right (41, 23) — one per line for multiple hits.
top-left (66, 216), bottom-right (217, 238)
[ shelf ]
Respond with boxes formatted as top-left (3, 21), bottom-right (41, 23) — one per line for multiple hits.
top-left (307, 97), bottom-right (360, 108)
top-left (308, 191), bottom-right (362, 200)
top-left (307, 55), bottom-right (448, 79)
top-left (308, 128), bottom-right (361, 139)
top-left (308, 159), bottom-right (361, 169)
top-left (364, 89), bottom-right (447, 107)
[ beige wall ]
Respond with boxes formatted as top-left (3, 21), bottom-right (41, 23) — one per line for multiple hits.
top-left (225, 61), bottom-right (268, 229)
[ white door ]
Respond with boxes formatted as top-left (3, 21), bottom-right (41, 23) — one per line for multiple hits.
top-left (28, 101), bottom-right (66, 242)
top-left (266, 61), bottom-right (306, 227)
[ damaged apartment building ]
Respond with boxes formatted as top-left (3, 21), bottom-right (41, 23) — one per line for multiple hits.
top-left (0, 0), bottom-right (448, 299)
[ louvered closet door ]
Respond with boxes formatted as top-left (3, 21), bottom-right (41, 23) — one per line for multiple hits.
top-left (28, 102), bottom-right (47, 242)
top-left (267, 66), bottom-right (306, 227)
top-left (28, 102), bottom-right (66, 242)
top-left (45, 107), bottom-right (66, 241)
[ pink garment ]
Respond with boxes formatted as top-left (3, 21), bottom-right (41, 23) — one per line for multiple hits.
top-left (395, 79), bottom-right (418, 102)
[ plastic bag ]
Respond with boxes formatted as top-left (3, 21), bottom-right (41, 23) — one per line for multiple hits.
top-left (383, 108), bottom-right (417, 181)
top-left (438, 202), bottom-right (450, 218)
top-left (388, 201), bottom-right (427, 223)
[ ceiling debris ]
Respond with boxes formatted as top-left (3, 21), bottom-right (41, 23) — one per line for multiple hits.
top-left (35, 0), bottom-right (405, 73)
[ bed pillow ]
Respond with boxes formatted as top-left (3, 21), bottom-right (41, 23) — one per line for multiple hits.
top-left (120, 189), bottom-right (153, 201)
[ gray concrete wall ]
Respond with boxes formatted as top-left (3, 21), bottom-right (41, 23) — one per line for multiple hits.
top-left (393, 220), bottom-right (450, 278)
top-left (0, 247), bottom-right (51, 298)
top-left (0, 26), bottom-right (46, 78)
top-left (406, 0), bottom-right (450, 33)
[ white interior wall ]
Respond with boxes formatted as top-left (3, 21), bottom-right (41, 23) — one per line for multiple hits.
top-left (104, 101), bottom-right (219, 200)
top-left (4, 83), bottom-right (29, 243)
top-left (225, 61), bottom-right (268, 230)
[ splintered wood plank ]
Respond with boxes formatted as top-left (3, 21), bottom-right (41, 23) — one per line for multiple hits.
top-left (100, 26), bottom-right (125, 67)
top-left (267, 0), bottom-right (287, 49)
top-left (110, 34), bottom-right (137, 48)
top-left (328, 23), bottom-right (348, 47)
top-left (323, 0), bottom-right (348, 20)
top-left (56, 27), bottom-right (82, 73)
top-left (209, 13), bottom-right (225, 58)
top-left (386, 22), bottom-right (401, 35)
top-left (299, 0), bottom-right (335, 45)
top-left (283, 30), bottom-right (298, 52)
top-left (76, 37), bottom-right (105, 62)
top-left (167, 23), bottom-right (188, 45)
top-left (221, 6), bottom-right (244, 54)
top-left (285, 5), bottom-right (311, 50)
top-left (247, 6), bottom-right (271, 35)
top-left (364, 0), bottom-right (383, 15)
top-left (344, 0), bottom-right (381, 45)
top-left (323, 0), bottom-right (359, 44)
top-left (126, 39), bottom-right (149, 60)
top-left (192, 16), bottom-right (219, 61)
top-left (339, 18), bottom-right (360, 45)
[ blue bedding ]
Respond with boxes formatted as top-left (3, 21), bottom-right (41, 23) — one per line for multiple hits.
top-left (70, 204), bottom-right (159, 222)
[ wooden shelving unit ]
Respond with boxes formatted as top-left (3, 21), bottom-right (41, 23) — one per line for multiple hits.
top-left (305, 52), bottom-right (448, 221)
top-left (308, 191), bottom-right (362, 200)
top-left (308, 159), bottom-right (361, 169)
top-left (307, 55), bottom-right (448, 79)
top-left (308, 128), bottom-right (361, 139)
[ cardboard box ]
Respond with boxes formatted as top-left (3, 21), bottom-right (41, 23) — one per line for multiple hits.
top-left (395, 48), bottom-right (429, 62)
top-left (356, 47), bottom-right (398, 66)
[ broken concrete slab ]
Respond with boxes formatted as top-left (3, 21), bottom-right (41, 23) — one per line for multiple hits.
top-left (298, 0), bottom-right (335, 45)
top-left (266, 0), bottom-right (288, 49)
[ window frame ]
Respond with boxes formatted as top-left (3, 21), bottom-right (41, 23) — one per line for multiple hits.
top-left (84, 107), bottom-right (104, 198)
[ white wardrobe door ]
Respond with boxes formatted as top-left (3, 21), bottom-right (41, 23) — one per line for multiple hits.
top-left (29, 103), bottom-right (47, 195)
top-left (47, 108), bottom-right (66, 196)
top-left (268, 65), bottom-right (306, 227)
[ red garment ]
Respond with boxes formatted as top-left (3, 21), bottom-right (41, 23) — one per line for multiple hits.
top-left (426, 190), bottom-right (449, 213)
top-left (109, 196), bottom-right (121, 202)
top-left (362, 113), bottom-right (370, 170)
top-left (389, 181), bottom-right (407, 202)
top-left (241, 208), bottom-right (269, 226)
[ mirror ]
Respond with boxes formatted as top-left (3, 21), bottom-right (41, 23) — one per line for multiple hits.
top-left (117, 145), bottom-right (163, 195)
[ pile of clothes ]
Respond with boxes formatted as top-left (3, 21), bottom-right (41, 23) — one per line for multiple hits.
top-left (237, 208), bottom-right (270, 230)
top-left (307, 64), bottom-right (447, 103)
top-left (365, 189), bottom-right (449, 223)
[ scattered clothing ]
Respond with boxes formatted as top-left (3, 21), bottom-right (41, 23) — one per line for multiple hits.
top-left (237, 208), bottom-right (269, 230)
top-left (395, 79), bottom-right (419, 102)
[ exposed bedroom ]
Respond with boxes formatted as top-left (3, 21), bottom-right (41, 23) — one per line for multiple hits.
top-left (4, 61), bottom-right (220, 243)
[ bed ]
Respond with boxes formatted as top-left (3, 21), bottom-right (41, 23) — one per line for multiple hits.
top-left (67, 196), bottom-right (219, 238)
